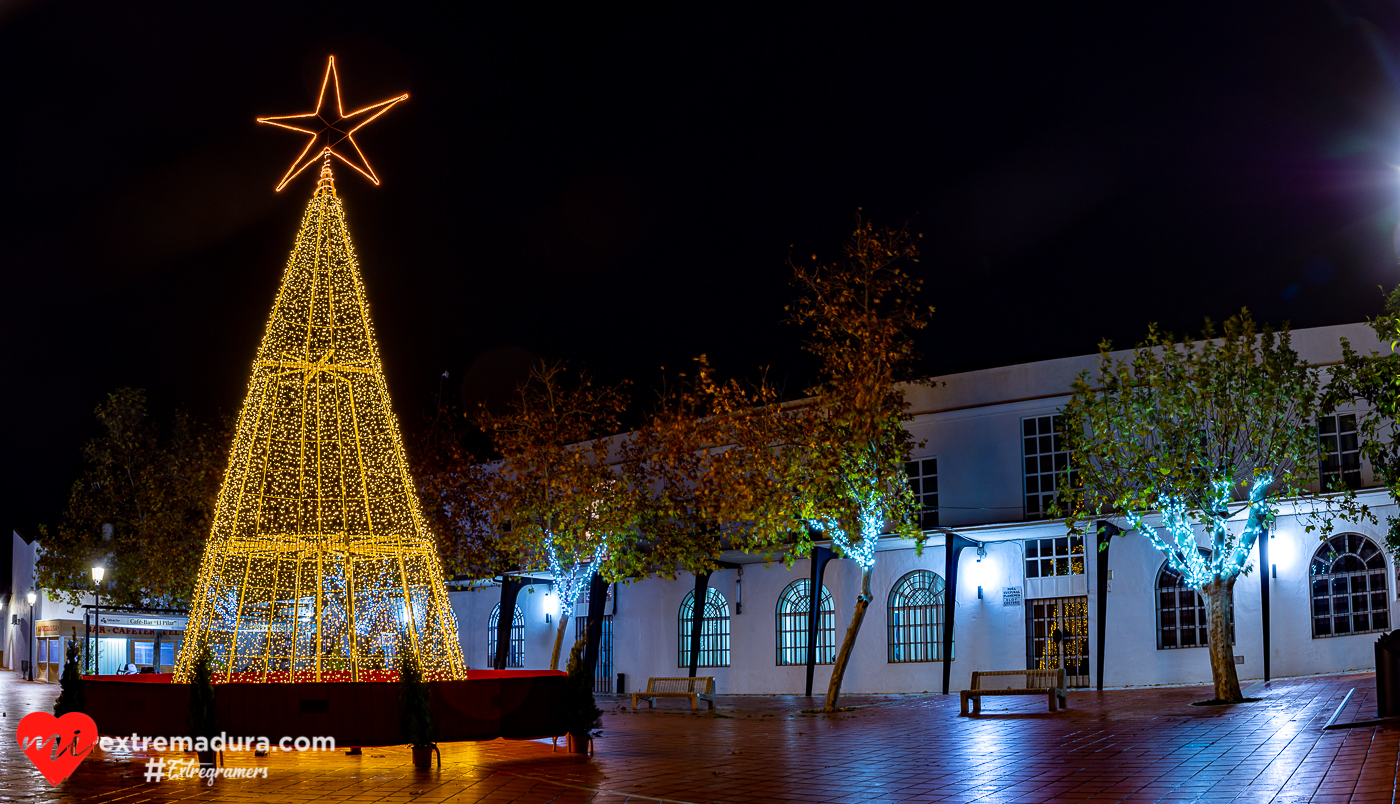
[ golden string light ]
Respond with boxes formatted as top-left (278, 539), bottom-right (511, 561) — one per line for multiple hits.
top-left (257, 55), bottom-right (409, 192)
top-left (175, 70), bottom-right (463, 683)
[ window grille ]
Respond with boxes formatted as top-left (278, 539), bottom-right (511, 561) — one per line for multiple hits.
top-left (775, 579), bottom-right (835, 665)
top-left (904, 458), bottom-right (939, 530)
top-left (887, 570), bottom-right (947, 662)
top-left (1318, 414), bottom-right (1362, 491)
top-left (1311, 533), bottom-right (1389, 638)
top-left (678, 588), bottom-right (730, 668)
top-left (1156, 553), bottom-right (1234, 649)
top-left (1022, 415), bottom-right (1074, 520)
top-left (1024, 535), bottom-right (1085, 578)
top-left (487, 604), bottom-right (524, 668)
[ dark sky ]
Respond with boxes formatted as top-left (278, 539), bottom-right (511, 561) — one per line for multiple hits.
top-left (4, 1), bottom-right (1400, 534)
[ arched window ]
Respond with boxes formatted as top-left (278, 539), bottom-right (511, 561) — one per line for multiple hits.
top-left (487, 604), bottom-right (524, 668)
top-left (887, 570), bottom-right (947, 662)
top-left (1311, 533), bottom-right (1389, 638)
top-left (678, 588), bottom-right (730, 668)
top-left (775, 579), bottom-right (835, 665)
top-left (1156, 554), bottom-right (1234, 650)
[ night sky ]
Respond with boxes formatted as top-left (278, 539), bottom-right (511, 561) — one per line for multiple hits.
top-left (4, 1), bottom-right (1400, 534)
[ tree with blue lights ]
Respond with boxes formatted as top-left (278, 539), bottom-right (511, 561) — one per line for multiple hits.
top-left (788, 217), bottom-right (929, 713)
top-left (476, 361), bottom-right (631, 670)
top-left (1057, 312), bottom-right (1367, 703)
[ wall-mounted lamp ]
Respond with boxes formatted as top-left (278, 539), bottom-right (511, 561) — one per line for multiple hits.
top-left (543, 586), bottom-right (557, 624)
top-left (977, 585), bottom-right (984, 600)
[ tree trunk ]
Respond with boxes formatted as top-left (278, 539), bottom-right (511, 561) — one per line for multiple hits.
top-left (1201, 576), bottom-right (1242, 703)
top-left (823, 564), bottom-right (873, 713)
top-left (550, 612), bottom-right (569, 671)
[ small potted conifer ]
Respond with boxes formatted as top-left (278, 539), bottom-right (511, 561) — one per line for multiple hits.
top-left (399, 651), bottom-right (438, 769)
top-left (53, 632), bottom-right (85, 716)
top-left (187, 643), bottom-right (220, 768)
top-left (562, 638), bottom-right (602, 754)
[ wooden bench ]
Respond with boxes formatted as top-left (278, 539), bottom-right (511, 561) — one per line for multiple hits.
top-left (960, 668), bottom-right (1068, 715)
top-left (632, 676), bottom-right (716, 711)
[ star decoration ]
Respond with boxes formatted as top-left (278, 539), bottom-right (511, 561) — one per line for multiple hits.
top-left (257, 56), bottom-right (408, 192)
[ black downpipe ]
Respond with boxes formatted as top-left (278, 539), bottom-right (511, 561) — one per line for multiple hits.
top-left (1095, 521), bottom-right (1120, 691)
top-left (494, 577), bottom-right (526, 670)
top-left (582, 573), bottom-right (609, 680)
top-left (805, 547), bottom-right (836, 697)
top-left (1260, 526), bottom-right (1270, 682)
top-left (941, 531), bottom-right (977, 695)
top-left (688, 571), bottom-right (711, 678)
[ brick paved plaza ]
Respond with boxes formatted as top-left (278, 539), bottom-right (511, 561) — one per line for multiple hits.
top-left (1, 669), bottom-right (1398, 803)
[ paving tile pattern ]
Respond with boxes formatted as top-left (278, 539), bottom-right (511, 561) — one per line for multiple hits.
top-left (0, 670), bottom-right (1396, 803)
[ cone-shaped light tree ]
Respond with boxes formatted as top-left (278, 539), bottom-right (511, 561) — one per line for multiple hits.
top-left (176, 60), bottom-right (464, 681)
top-left (176, 160), bottom-right (466, 683)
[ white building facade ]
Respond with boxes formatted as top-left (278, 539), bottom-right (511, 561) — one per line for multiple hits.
top-left (449, 322), bottom-right (1398, 693)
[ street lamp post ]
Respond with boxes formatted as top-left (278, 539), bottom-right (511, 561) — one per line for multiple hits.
top-left (26, 589), bottom-right (36, 682)
top-left (91, 566), bottom-right (104, 675)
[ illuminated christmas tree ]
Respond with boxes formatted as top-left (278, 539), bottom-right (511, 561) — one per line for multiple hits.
top-left (175, 59), bottom-right (466, 683)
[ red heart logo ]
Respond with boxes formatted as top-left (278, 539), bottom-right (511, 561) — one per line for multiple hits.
top-left (16, 711), bottom-right (97, 786)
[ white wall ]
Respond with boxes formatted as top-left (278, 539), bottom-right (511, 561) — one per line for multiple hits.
top-left (447, 494), bottom-right (1400, 692)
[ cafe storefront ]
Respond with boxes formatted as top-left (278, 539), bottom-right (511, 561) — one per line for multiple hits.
top-left (36, 611), bottom-right (187, 680)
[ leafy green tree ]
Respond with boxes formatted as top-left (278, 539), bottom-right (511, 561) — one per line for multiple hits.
top-left (1325, 285), bottom-right (1400, 550)
top-left (38, 389), bottom-right (226, 607)
top-left (1057, 312), bottom-right (1367, 703)
top-left (787, 217), bottom-right (929, 712)
top-left (477, 361), bottom-right (631, 670)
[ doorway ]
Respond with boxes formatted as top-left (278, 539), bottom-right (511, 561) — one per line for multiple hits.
top-left (1027, 596), bottom-right (1090, 688)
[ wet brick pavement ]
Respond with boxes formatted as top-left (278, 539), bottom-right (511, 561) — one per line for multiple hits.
top-left (0, 669), bottom-right (1396, 803)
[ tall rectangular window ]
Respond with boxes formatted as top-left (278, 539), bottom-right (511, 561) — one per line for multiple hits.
top-left (1022, 415), bottom-right (1072, 520)
top-left (905, 458), bottom-right (938, 530)
top-left (1318, 414), bottom-right (1361, 491)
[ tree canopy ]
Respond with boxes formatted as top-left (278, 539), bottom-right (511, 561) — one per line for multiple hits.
top-left (37, 388), bottom-right (227, 607)
top-left (1056, 312), bottom-right (1367, 702)
top-left (1325, 284), bottom-right (1400, 551)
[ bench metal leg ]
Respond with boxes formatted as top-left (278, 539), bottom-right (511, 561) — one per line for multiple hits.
top-left (1047, 691), bottom-right (1057, 712)
top-left (690, 694), bottom-right (697, 712)
top-left (1058, 691), bottom-right (1068, 710)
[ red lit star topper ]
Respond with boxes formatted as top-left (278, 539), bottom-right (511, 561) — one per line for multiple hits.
top-left (257, 56), bottom-right (408, 191)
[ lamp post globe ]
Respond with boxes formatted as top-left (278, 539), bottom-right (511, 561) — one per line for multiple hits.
top-left (25, 589), bottom-right (36, 682)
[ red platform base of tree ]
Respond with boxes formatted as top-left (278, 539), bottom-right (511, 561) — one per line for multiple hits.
top-left (81, 671), bottom-right (567, 745)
